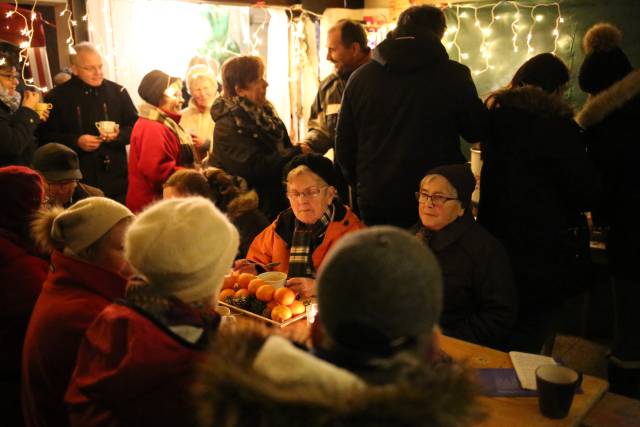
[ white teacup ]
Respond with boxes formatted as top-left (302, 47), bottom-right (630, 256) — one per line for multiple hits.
top-left (95, 120), bottom-right (117, 134)
top-left (257, 271), bottom-right (287, 289)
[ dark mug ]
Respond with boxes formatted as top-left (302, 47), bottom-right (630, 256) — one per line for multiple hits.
top-left (535, 364), bottom-right (582, 419)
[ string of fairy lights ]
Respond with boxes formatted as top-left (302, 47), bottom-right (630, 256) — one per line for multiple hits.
top-left (442, 1), bottom-right (565, 76)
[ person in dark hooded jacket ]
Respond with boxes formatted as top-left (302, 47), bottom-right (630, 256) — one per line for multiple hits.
top-left (194, 227), bottom-right (482, 427)
top-left (335, 5), bottom-right (487, 229)
top-left (478, 53), bottom-right (595, 354)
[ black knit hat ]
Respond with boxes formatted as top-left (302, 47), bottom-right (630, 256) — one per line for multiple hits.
top-left (426, 164), bottom-right (475, 209)
top-left (138, 70), bottom-right (180, 107)
top-left (317, 226), bottom-right (442, 357)
top-left (579, 23), bottom-right (633, 95)
top-left (32, 143), bottom-right (83, 182)
top-left (283, 153), bottom-right (337, 187)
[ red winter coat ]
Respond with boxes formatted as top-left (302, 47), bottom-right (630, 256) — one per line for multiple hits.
top-left (0, 231), bottom-right (48, 426)
top-left (247, 203), bottom-right (364, 274)
top-left (126, 114), bottom-right (184, 213)
top-left (65, 302), bottom-right (212, 427)
top-left (21, 251), bottom-right (127, 427)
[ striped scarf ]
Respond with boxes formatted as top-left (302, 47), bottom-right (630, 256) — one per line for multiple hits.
top-left (287, 204), bottom-right (335, 278)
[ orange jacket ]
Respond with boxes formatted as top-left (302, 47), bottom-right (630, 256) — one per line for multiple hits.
top-left (247, 203), bottom-right (364, 274)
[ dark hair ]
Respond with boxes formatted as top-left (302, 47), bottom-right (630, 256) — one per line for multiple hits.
top-left (397, 5), bottom-right (446, 38)
top-left (511, 53), bottom-right (569, 93)
top-left (163, 169), bottom-right (211, 198)
top-left (202, 167), bottom-right (241, 212)
top-left (221, 56), bottom-right (264, 97)
top-left (333, 19), bottom-right (370, 54)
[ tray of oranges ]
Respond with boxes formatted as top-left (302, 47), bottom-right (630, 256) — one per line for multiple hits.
top-left (218, 272), bottom-right (308, 328)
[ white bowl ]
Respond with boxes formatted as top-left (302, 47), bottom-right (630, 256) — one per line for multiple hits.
top-left (257, 271), bottom-right (287, 289)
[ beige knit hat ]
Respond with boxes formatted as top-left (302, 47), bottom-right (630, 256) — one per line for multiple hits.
top-left (125, 197), bottom-right (239, 303)
top-left (51, 197), bottom-right (134, 254)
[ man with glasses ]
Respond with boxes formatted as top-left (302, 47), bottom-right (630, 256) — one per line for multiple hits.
top-left (32, 143), bottom-right (103, 208)
top-left (38, 42), bottom-right (138, 204)
top-left (0, 52), bottom-right (43, 167)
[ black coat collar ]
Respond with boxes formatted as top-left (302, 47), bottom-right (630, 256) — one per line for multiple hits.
top-left (419, 211), bottom-right (475, 252)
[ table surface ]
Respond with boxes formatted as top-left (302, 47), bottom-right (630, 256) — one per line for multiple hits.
top-left (440, 335), bottom-right (609, 427)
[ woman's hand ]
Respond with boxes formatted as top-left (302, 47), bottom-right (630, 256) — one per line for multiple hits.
top-left (286, 277), bottom-right (316, 298)
top-left (21, 90), bottom-right (40, 110)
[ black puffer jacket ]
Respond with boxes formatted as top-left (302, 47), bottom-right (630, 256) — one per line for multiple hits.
top-left (415, 213), bottom-right (517, 350)
top-left (211, 98), bottom-right (301, 221)
top-left (336, 24), bottom-right (487, 228)
top-left (0, 101), bottom-right (40, 167)
top-left (478, 86), bottom-right (596, 307)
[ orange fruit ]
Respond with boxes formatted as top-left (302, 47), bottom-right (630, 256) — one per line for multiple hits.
top-left (222, 274), bottom-right (236, 290)
top-left (274, 287), bottom-right (295, 306)
top-left (289, 300), bottom-right (305, 315)
top-left (235, 288), bottom-right (250, 298)
top-left (248, 278), bottom-right (266, 295)
top-left (255, 284), bottom-right (275, 302)
top-left (219, 289), bottom-right (235, 301)
top-left (237, 273), bottom-right (256, 289)
top-left (271, 305), bottom-right (292, 322)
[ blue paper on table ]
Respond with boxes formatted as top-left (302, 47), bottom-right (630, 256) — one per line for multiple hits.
top-left (477, 368), bottom-right (584, 397)
top-left (477, 368), bottom-right (538, 397)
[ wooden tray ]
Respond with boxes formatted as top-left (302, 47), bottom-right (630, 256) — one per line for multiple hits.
top-left (219, 301), bottom-right (307, 328)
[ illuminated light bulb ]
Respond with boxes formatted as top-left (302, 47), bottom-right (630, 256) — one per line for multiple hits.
top-left (496, 15), bottom-right (502, 20)
top-left (482, 28), bottom-right (492, 36)
top-left (473, 70), bottom-right (482, 76)
top-left (446, 42), bottom-right (453, 49)
top-left (31, 13), bottom-right (37, 21)
top-left (59, 11), bottom-right (65, 17)
top-left (461, 52), bottom-right (469, 60)
top-left (71, 20), bottom-right (77, 26)
top-left (0, 58), bottom-right (5, 65)
top-left (514, 47), bottom-right (519, 53)
top-left (6, 11), bottom-right (13, 18)
top-left (460, 12), bottom-right (469, 19)
top-left (559, 17), bottom-right (565, 23)
top-left (448, 25), bottom-right (458, 33)
top-left (528, 47), bottom-right (534, 53)
top-left (527, 33), bottom-right (532, 42)
top-left (552, 29), bottom-right (559, 36)
top-left (19, 41), bottom-right (29, 49)
top-left (474, 21), bottom-right (480, 27)
top-left (389, 23), bottom-right (397, 30)
top-left (82, 14), bottom-right (88, 21)
top-left (535, 15), bottom-right (543, 22)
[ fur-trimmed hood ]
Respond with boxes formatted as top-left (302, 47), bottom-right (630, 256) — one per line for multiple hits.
top-left (193, 324), bottom-right (482, 427)
top-left (226, 189), bottom-right (260, 221)
top-left (488, 85), bottom-right (574, 119)
top-left (576, 69), bottom-right (640, 129)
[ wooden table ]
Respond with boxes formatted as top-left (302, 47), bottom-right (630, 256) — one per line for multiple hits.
top-left (440, 335), bottom-right (609, 427)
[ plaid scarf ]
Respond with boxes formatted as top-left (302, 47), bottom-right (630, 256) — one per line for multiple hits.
top-left (287, 204), bottom-right (335, 278)
top-left (138, 103), bottom-right (201, 167)
top-left (229, 96), bottom-right (286, 149)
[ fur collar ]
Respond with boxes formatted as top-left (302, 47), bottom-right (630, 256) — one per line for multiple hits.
top-left (488, 85), bottom-right (574, 119)
top-left (576, 69), bottom-right (640, 129)
top-left (225, 190), bottom-right (259, 221)
top-left (193, 323), bottom-right (482, 427)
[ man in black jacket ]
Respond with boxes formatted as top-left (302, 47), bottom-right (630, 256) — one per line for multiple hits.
top-left (38, 42), bottom-right (138, 204)
top-left (336, 5), bottom-right (487, 228)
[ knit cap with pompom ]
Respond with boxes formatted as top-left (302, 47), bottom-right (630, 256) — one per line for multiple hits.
top-left (579, 22), bottom-right (632, 95)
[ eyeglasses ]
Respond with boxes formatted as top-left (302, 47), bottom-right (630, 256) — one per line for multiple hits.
top-left (286, 187), bottom-right (326, 200)
top-left (415, 191), bottom-right (458, 206)
top-left (77, 64), bottom-right (103, 73)
top-left (0, 72), bottom-right (18, 80)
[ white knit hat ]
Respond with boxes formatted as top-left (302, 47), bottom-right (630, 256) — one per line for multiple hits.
top-left (51, 197), bottom-right (133, 254)
top-left (125, 197), bottom-right (239, 303)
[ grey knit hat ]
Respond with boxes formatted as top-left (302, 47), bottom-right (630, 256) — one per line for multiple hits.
top-left (317, 226), bottom-right (443, 356)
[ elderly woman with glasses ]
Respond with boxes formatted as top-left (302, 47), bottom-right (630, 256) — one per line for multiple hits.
top-left (413, 164), bottom-right (516, 350)
top-left (0, 52), bottom-right (45, 167)
top-left (236, 153), bottom-right (363, 297)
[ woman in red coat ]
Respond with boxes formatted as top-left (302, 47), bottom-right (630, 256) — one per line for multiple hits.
top-left (65, 197), bottom-right (239, 427)
top-left (126, 70), bottom-right (200, 213)
top-left (21, 197), bottom-right (133, 427)
top-left (0, 166), bottom-right (47, 427)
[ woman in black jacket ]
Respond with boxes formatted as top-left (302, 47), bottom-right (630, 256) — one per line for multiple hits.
top-left (478, 53), bottom-right (596, 353)
top-left (0, 52), bottom-right (43, 167)
top-left (211, 56), bottom-right (301, 221)
top-left (414, 164), bottom-right (517, 350)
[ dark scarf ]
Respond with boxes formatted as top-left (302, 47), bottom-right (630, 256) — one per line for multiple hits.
top-left (287, 204), bottom-right (334, 278)
top-left (229, 96), bottom-right (286, 149)
top-left (124, 276), bottom-right (218, 345)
